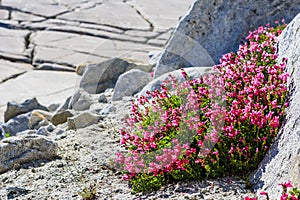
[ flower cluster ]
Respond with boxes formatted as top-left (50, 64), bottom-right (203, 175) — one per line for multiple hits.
top-left (116, 22), bottom-right (288, 192)
top-left (212, 22), bottom-right (288, 174)
top-left (117, 72), bottom-right (225, 182)
top-left (245, 181), bottom-right (300, 200)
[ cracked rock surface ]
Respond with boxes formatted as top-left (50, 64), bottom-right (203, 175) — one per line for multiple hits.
top-left (0, 0), bottom-right (193, 122)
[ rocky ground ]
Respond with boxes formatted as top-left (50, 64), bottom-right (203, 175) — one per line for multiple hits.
top-left (0, 1), bottom-right (270, 199)
top-left (0, 0), bottom-right (193, 122)
top-left (0, 94), bottom-right (255, 200)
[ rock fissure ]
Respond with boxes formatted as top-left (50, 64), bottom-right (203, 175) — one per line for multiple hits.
top-left (0, 71), bottom-right (27, 84)
top-left (129, 4), bottom-right (154, 32)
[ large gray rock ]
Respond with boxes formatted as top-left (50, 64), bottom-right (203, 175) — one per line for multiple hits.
top-left (79, 58), bottom-right (153, 94)
top-left (154, 0), bottom-right (300, 78)
top-left (0, 135), bottom-right (58, 174)
top-left (4, 98), bottom-right (48, 122)
top-left (250, 13), bottom-right (300, 198)
top-left (112, 69), bottom-right (152, 101)
top-left (140, 67), bottom-right (214, 96)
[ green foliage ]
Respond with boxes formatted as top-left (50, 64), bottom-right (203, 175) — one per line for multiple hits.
top-left (117, 22), bottom-right (289, 193)
top-left (78, 183), bottom-right (97, 200)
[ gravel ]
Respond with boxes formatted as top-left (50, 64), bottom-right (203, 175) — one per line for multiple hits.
top-left (0, 100), bottom-right (256, 200)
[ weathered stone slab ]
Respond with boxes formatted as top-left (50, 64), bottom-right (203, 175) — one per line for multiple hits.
top-left (125, 30), bottom-right (160, 38)
top-left (96, 40), bottom-right (160, 63)
top-left (250, 13), bottom-right (300, 199)
top-left (32, 31), bottom-right (107, 54)
top-left (0, 60), bottom-right (33, 83)
top-left (58, 2), bottom-right (150, 30)
top-left (147, 30), bottom-right (173, 46)
top-left (0, 71), bottom-right (78, 122)
top-left (33, 46), bottom-right (108, 67)
top-left (2, 0), bottom-right (69, 18)
top-left (155, 0), bottom-right (300, 78)
top-left (11, 11), bottom-right (45, 22)
top-left (46, 25), bottom-right (148, 43)
top-left (127, 0), bottom-right (194, 30)
top-left (32, 31), bottom-right (120, 66)
top-left (0, 9), bottom-right (9, 20)
top-left (0, 27), bottom-right (30, 61)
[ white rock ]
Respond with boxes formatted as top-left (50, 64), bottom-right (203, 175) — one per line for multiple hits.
top-left (139, 67), bottom-right (213, 96)
top-left (154, 0), bottom-right (300, 78)
top-left (112, 69), bottom-right (152, 101)
top-left (250, 13), bottom-right (300, 198)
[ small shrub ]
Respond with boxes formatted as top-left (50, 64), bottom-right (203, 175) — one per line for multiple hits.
top-left (78, 183), bottom-right (97, 200)
top-left (116, 21), bottom-right (288, 192)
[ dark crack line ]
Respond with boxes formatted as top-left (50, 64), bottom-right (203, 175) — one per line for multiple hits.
top-left (24, 32), bottom-right (31, 50)
top-left (20, 20), bottom-right (125, 35)
top-left (0, 71), bottom-right (27, 84)
top-left (9, 22), bottom-right (164, 47)
top-left (2, 13), bottom-right (163, 46)
top-left (127, 3), bottom-right (154, 31)
top-left (24, 31), bottom-right (35, 65)
top-left (30, 45), bottom-right (35, 65)
top-left (135, 8), bottom-right (154, 31)
top-left (32, 35), bottom-right (76, 46)
top-left (0, 5), bottom-right (68, 21)
top-left (59, 18), bottom-right (136, 32)
top-left (47, 27), bottom-right (151, 45)
top-left (0, 53), bottom-right (30, 63)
